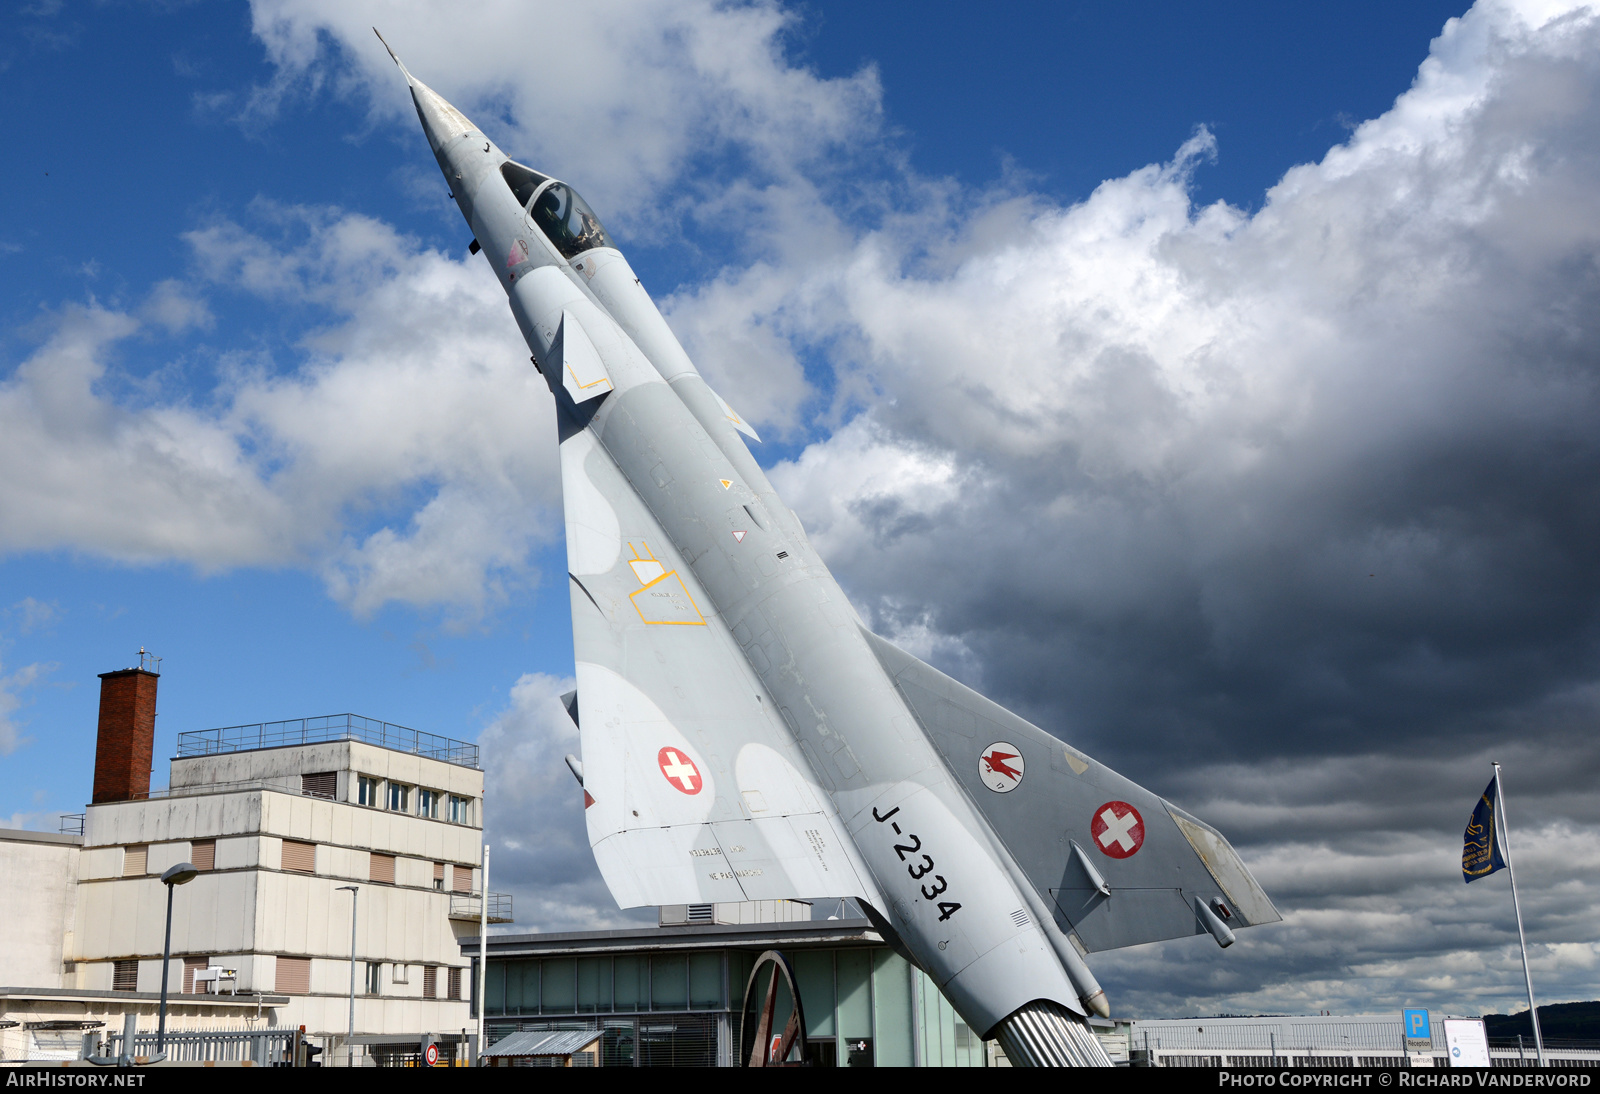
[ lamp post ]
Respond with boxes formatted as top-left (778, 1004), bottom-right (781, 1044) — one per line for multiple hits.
top-left (337, 885), bottom-right (358, 1067)
top-left (477, 843), bottom-right (489, 1066)
top-left (157, 861), bottom-right (199, 1053)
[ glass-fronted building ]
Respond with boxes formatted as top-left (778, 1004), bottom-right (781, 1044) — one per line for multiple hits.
top-left (466, 913), bottom-right (992, 1066)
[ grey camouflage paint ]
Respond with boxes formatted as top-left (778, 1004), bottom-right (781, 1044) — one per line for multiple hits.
top-left (378, 35), bottom-right (1277, 1047)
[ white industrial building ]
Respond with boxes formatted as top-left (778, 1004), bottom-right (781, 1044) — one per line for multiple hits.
top-left (1124, 1015), bottom-right (1598, 1068)
top-left (0, 663), bottom-right (504, 1065)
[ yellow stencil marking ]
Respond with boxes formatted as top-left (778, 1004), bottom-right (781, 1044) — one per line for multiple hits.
top-left (625, 542), bottom-right (706, 625)
top-left (720, 479), bottom-right (733, 489)
top-left (565, 363), bottom-right (613, 391)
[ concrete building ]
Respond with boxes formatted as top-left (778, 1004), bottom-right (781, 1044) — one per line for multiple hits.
top-left (1, 663), bottom-right (504, 1065)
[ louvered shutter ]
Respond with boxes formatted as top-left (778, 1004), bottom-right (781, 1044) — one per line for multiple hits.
top-left (190, 840), bottom-right (216, 871)
top-left (281, 840), bottom-right (316, 873)
top-left (275, 956), bottom-right (311, 994)
top-left (301, 772), bottom-right (337, 799)
top-left (370, 852), bottom-right (396, 884)
top-left (183, 957), bottom-right (209, 994)
top-left (123, 845), bottom-right (147, 876)
top-left (452, 864), bottom-right (472, 892)
top-left (423, 966), bottom-right (437, 999)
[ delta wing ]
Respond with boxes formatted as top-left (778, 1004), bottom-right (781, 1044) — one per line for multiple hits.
top-left (561, 426), bottom-right (877, 910)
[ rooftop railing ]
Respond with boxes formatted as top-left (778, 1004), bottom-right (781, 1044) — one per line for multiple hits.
top-left (144, 775), bottom-right (333, 801)
top-left (449, 891), bottom-right (514, 924)
top-left (176, 714), bottom-right (479, 768)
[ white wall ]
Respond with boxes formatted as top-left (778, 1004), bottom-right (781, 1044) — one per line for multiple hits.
top-left (0, 830), bottom-right (81, 988)
top-left (169, 741), bottom-right (482, 803)
top-left (68, 740), bottom-right (484, 1038)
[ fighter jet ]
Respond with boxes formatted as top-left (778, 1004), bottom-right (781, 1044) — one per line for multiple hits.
top-left (378, 33), bottom-right (1278, 1067)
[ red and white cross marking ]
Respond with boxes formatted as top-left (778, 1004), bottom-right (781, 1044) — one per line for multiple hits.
top-left (657, 747), bottom-right (703, 795)
top-left (1090, 801), bottom-right (1144, 858)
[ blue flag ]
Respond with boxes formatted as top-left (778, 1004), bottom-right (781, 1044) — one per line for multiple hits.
top-left (1463, 777), bottom-right (1507, 883)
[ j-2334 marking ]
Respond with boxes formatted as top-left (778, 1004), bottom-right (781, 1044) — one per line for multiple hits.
top-left (873, 805), bottom-right (961, 922)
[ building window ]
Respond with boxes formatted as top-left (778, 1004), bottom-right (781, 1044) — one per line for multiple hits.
top-left (452, 864), bottom-right (473, 893)
top-left (448, 795), bottom-right (472, 824)
top-left (370, 852), bottom-right (395, 884)
top-left (281, 840), bottom-right (316, 873)
top-left (423, 966), bottom-right (437, 999)
top-left (276, 956), bottom-right (311, 995)
top-left (357, 775), bottom-right (379, 807)
top-left (392, 964), bottom-right (409, 984)
top-left (417, 788), bottom-right (438, 819)
top-left (190, 840), bottom-right (216, 871)
top-left (112, 960), bottom-right (138, 992)
top-left (447, 967), bottom-right (462, 1001)
top-left (433, 862), bottom-right (445, 891)
top-left (387, 783), bottom-right (410, 813)
top-left (182, 957), bottom-right (210, 994)
top-left (301, 771), bottom-right (336, 800)
top-left (365, 962), bottom-right (382, 995)
top-left (123, 845), bottom-right (148, 877)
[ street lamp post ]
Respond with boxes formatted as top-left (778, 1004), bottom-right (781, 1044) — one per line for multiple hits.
top-left (477, 843), bottom-right (489, 1066)
top-left (157, 862), bottom-right (199, 1053)
top-left (337, 885), bottom-right (358, 1067)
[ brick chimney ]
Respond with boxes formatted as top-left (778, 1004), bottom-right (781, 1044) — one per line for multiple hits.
top-left (92, 668), bottom-right (159, 803)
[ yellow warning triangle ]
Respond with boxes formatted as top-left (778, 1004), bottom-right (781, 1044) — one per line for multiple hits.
top-left (720, 479), bottom-right (732, 489)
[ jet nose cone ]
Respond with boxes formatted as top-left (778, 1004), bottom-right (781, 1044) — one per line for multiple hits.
top-left (407, 76), bottom-right (479, 155)
top-left (373, 28), bottom-right (479, 155)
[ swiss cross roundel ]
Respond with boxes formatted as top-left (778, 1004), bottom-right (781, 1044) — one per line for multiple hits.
top-left (657, 747), bottom-right (703, 795)
top-left (1091, 801), bottom-right (1144, 858)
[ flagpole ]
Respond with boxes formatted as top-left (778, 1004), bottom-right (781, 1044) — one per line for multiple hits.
top-left (1493, 762), bottom-right (1545, 1066)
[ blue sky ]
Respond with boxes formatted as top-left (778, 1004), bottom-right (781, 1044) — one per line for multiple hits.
top-left (0, 0), bottom-right (1469, 790)
top-left (5, 0), bottom-right (1599, 1020)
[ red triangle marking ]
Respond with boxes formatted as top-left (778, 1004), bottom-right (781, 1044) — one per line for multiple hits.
top-left (732, 530), bottom-right (747, 542)
top-left (583, 790), bottom-right (595, 809)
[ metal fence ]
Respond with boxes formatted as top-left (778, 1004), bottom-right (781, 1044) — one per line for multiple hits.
top-left (1127, 1018), bottom-right (1600, 1068)
top-left (176, 714), bottom-right (479, 768)
top-left (104, 1028), bottom-right (296, 1064)
top-left (143, 775), bottom-right (334, 801)
top-left (1134, 1038), bottom-right (1600, 1068)
top-left (450, 891), bottom-right (514, 922)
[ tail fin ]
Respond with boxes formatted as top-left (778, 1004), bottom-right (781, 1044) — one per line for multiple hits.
top-left (861, 628), bottom-right (1279, 953)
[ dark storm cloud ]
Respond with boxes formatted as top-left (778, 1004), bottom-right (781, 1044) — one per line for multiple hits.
top-left (762, 1), bottom-right (1600, 1014)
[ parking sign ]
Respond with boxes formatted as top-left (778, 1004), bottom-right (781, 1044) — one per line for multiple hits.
top-left (1404, 1009), bottom-right (1432, 1051)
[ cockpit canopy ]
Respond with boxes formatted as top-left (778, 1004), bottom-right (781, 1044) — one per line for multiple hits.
top-left (500, 161), bottom-right (549, 210)
top-left (499, 161), bottom-right (615, 260)
top-left (531, 182), bottom-right (614, 259)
